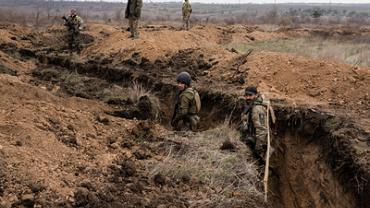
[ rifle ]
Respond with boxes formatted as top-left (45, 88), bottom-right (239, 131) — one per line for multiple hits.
top-left (171, 103), bottom-right (178, 127)
top-left (62, 16), bottom-right (77, 32)
top-left (171, 92), bottom-right (180, 127)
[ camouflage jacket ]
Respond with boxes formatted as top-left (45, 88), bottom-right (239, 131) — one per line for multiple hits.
top-left (182, 1), bottom-right (192, 17)
top-left (65, 15), bottom-right (83, 33)
top-left (241, 95), bottom-right (268, 142)
top-left (125, 0), bottom-right (143, 19)
top-left (173, 87), bottom-right (198, 123)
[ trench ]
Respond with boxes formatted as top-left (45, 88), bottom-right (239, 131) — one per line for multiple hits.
top-left (272, 108), bottom-right (369, 208)
top-left (29, 53), bottom-right (370, 208)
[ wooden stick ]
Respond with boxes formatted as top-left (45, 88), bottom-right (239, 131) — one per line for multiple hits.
top-left (263, 101), bottom-right (271, 203)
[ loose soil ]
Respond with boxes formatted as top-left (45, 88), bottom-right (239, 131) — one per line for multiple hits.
top-left (0, 22), bottom-right (369, 208)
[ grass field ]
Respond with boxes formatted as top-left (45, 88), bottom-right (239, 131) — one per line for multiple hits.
top-left (226, 37), bottom-right (370, 67)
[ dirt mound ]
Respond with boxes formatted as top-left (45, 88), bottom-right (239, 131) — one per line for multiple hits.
top-left (280, 25), bottom-right (370, 40)
top-left (82, 23), bottom-right (240, 64)
top-left (0, 75), bottom-right (267, 207)
top-left (0, 75), bottom-right (134, 206)
top-left (209, 51), bottom-right (370, 123)
top-left (75, 23), bottom-right (369, 125)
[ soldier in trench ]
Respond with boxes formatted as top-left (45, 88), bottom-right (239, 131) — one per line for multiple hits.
top-left (239, 86), bottom-right (275, 165)
top-left (171, 72), bottom-right (201, 131)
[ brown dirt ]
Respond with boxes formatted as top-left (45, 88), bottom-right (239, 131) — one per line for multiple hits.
top-left (276, 132), bottom-right (356, 208)
top-left (0, 22), bottom-right (369, 208)
top-left (82, 24), bottom-right (233, 63)
top-left (209, 51), bottom-right (370, 120)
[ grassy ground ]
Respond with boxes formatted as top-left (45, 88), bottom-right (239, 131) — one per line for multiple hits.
top-left (148, 123), bottom-right (266, 207)
top-left (226, 37), bottom-right (370, 67)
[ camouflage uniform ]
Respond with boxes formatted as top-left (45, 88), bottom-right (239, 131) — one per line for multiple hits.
top-left (125, 0), bottom-right (143, 39)
top-left (64, 15), bottom-right (83, 53)
top-left (182, 0), bottom-right (192, 30)
top-left (171, 87), bottom-right (200, 131)
top-left (240, 95), bottom-right (268, 161)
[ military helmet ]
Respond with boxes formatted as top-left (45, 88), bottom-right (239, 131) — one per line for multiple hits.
top-left (245, 86), bottom-right (258, 95)
top-left (176, 71), bottom-right (192, 85)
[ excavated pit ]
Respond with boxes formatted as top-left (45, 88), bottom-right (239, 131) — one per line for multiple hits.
top-left (29, 53), bottom-right (370, 208)
top-left (272, 108), bottom-right (369, 208)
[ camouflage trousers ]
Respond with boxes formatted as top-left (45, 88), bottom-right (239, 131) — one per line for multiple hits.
top-left (240, 133), bottom-right (267, 162)
top-left (67, 31), bottom-right (81, 53)
top-left (182, 15), bottom-right (190, 30)
top-left (173, 115), bottom-right (200, 132)
top-left (129, 18), bottom-right (139, 39)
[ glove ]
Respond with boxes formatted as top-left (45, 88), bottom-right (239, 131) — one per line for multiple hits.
top-left (239, 121), bottom-right (248, 132)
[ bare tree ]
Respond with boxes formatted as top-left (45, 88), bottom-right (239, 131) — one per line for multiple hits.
top-left (35, 5), bottom-right (42, 27)
top-left (115, 8), bottom-right (124, 23)
top-left (46, 0), bottom-right (53, 21)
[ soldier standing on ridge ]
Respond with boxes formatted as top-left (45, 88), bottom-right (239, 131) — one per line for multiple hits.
top-left (182, 0), bottom-right (192, 30)
top-left (62, 9), bottom-right (83, 54)
top-left (125, 0), bottom-right (143, 39)
top-left (171, 72), bottom-right (201, 131)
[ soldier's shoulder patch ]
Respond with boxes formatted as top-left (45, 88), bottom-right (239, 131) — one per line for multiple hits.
top-left (259, 113), bottom-right (265, 125)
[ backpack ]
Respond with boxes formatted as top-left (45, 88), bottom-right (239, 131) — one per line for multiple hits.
top-left (184, 87), bottom-right (201, 113)
top-left (260, 95), bottom-right (276, 125)
top-left (193, 89), bottom-right (201, 113)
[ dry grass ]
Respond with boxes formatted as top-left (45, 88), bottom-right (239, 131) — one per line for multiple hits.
top-left (128, 81), bottom-right (161, 119)
top-left (128, 81), bottom-right (151, 103)
top-left (128, 81), bottom-right (161, 104)
top-left (226, 37), bottom-right (370, 67)
top-left (149, 122), bottom-right (264, 207)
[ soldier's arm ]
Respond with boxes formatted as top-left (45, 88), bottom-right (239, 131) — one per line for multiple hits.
top-left (173, 92), bottom-right (192, 121)
top-left (178, 93), bottom-right (192, 116)
top-left (252, 105), bottom-right (268, 141)
top-left (136, 0), bottom-right (143, 16)
top-left (239, 112), bottom-right (249, 132)
top-left (78, 16), bottom-right (84, 26)
top-left (137, 0), bottom-right (143, 8)
top-left (241, 112), bottom-right (248, 121)
top-left (62, 16), bottom-right (70, 27)
top-left (125, 2), bottom-right (129, 18)
top-left (76, 16), bottom-right (83, 29)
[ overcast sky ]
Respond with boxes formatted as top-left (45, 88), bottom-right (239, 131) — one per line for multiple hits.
top-left (94, 0), bottom-right (370, 3)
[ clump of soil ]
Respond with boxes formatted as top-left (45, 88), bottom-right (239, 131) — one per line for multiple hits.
top-left (131, 121), bottom-right (156, 141)
top-left (220, 140), bottom-right (237, 151)
top-left (0, 63), bottom-right (17, 76)
top-left (114, 95), bottom-right (160, 121)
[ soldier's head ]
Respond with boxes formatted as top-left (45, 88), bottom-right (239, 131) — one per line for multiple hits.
top-left (244, 86), bottom-right (258, 101)
top-left (176, 71), bottom-right (191, 91)
top-left (70, 9), bottom-right (77, 17)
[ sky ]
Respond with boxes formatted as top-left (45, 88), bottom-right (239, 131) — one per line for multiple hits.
top-left (89, 0), bottom-right (370, 3)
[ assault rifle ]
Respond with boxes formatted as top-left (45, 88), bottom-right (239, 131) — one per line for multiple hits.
top-left (62, 16), bottom-right (77, 32)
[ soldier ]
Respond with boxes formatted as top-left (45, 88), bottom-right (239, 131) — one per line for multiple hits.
top-left (62, 9), bottom-right (83, 54)
top-left (240, 86), bottom-right (275, 163)
top-left (182, 0), bottom-right (192, 30)
top-left (125, 0), bottom-right (143, 39)
top-left (171, 72), bottom-right (201, 131)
